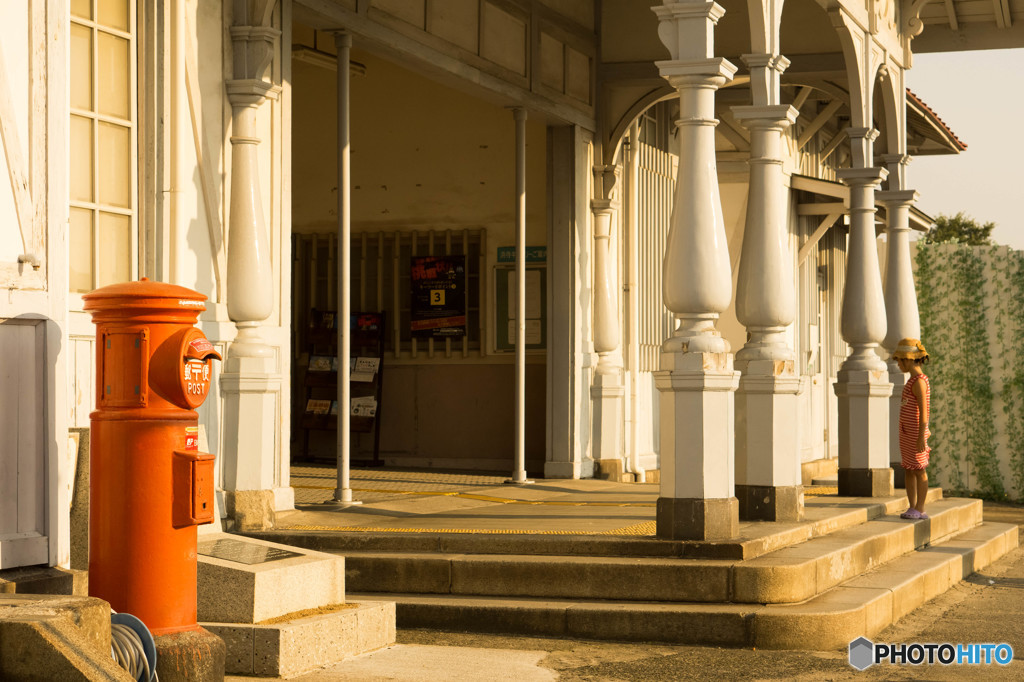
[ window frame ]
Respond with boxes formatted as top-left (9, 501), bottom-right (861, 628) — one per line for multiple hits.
top-left (68, 0), bottom-right (138, 298)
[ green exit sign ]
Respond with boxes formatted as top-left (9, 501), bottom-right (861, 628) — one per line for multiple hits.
top-left (497, 246), bottom-right (546, 263)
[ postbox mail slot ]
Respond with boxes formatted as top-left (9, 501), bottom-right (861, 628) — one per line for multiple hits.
top-left (172, 449), bottom-right (216, 527)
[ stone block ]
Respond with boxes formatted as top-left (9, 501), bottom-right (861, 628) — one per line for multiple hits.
top-left (838, 467), bottom-right (894, 497)
top-left (204, 601), bottom-right (394, 678)
top-left (154, 627), bottom-right (225, 682)
top-left (736, 484), bottom-right (803, 522)
top-left (0, 594), bottom-right (128, 681)
top-left (656, 497), bottom-right (738, 541)
top-left (198, 533), bottom-right (345, 624)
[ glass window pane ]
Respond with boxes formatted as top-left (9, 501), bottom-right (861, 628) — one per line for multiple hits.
top-left (98, 0), bottom-right (129, 31)
top-left (97, 32), bottom-right (129, 119)
top-left (71, 115), bottom-right (94, 202)
top-left (98, 122), bottom-right (130, 208)
top-left (97, 212), bottom-right (131, 286)
top-left (71, 24), bottom-right (93, 110)
top-left (69, 208), bottom-right (94, 292)
top-left (71, 0), bottom-right (92, 20)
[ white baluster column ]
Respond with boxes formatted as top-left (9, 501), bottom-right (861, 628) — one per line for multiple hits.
top-left (878, 154), bottom-right (920, 488)
top-left (591, 166), bottom-right (626, 479)
top-left (652, 1), bottom-right (740, 540)
top-left (834, 128), bottom-right (894, 497)
top-left (731, 53), bottom-right (802, 521)
top-left (220, 17), bottom-right (290, 531)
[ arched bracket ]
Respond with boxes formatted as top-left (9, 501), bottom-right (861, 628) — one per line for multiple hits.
top-left (903, 0), bottom-right (937, 36)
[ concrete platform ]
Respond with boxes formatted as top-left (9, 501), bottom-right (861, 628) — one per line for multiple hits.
top-left (262, 482), bottom-right (942, 561)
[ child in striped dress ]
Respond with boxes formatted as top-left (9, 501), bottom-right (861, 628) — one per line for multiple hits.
top-left (893, 338), bottom-right (931, 520)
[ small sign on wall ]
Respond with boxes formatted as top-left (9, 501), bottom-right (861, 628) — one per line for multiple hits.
top-left (410, 255), bottom-right (467, 338)
top-left (494, 246), bottom-right (546, 352)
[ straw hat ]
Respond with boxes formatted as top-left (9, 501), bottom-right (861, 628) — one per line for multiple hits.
top-left (892, 338), bottom-right (929, 360)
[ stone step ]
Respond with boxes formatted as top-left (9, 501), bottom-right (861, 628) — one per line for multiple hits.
top-left (247, 489), bottom-right (945, 561)
top-left (202, 600), bottom-right (395, 678)
top-left (349, 521), bottom-right (1018, 651)
top-left (340, 497), bottom-right (980, 605)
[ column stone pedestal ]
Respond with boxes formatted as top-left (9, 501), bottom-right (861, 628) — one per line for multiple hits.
top-left (655, 346), bottom-right (740, 540)
top-left (592, 372), bottom-right (626, 480)
top-left (220, 354), bottom-right (293, 531)
top-left (735, 360), bottom-right (803, 521)
top-left (834, 367), bottom-right (894, 497)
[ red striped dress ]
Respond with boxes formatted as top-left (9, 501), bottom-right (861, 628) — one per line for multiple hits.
top-left (899, 373), bottom-right (931, 470)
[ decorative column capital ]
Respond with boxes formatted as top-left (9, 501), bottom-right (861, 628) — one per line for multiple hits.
top-left (226, 80), bottom-right (278, 108)
top-left (592, 164), bottom-right (621, 207)
top-left (741, 53), bottom-right (790, 106)
top-left (845, 127), bottom-right (880, 169)
top-left (654, 2), bottom-right (727, 59)
top-left (226, 11), bottom-right (280, 109)
top-left (876, 188), bottom-right (919, 210)
top-left (657, 59), bottom-right (738, 89)
top-left (731, 104), bottom-right (798, 129)
top-left (836, 165), bottom-right (888, 187)
top-left (880, 153), bottom-right (912, 190)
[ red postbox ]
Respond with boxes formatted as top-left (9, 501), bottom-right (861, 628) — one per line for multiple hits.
top-left (84, 278), bottom-right (221, 636)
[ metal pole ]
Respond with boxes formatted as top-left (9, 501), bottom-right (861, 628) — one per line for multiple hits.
top-left (333, 32), bottom-right (359, 505)
top-left (507, 108), bottom-right (533, 484)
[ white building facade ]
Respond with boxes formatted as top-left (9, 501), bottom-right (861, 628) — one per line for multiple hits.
top-left (1, 0), bottom-right (1018, 570)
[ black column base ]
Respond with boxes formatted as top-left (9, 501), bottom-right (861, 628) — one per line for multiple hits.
top-left (838, 467), bottom-right (894, 497)
top-left (736, 484), bottom-right (804, 522)
top-left (656, 497), bottom-right (738, 540)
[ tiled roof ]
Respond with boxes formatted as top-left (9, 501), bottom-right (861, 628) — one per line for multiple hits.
top-left (906, 88), bottom-right (967, 151)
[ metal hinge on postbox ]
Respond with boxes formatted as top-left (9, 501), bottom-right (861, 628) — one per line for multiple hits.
top-left (172, 450), bottom-right (216, 527)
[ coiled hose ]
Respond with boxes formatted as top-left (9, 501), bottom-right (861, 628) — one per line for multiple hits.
top-left (110, 611), bottom-right (158, 682)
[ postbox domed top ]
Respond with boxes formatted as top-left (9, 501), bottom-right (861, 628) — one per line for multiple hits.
top-left (83, 278), bottom-right (208, 321)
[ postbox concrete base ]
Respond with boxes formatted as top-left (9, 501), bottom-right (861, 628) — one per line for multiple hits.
top-left (155, 626), bottom-right (225, 682)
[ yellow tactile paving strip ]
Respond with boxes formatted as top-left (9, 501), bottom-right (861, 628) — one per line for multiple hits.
top-left (292, 484), bottom-right (837, 503)
top-left (291, 484), bottom-right (656, 507)
top-left (278, 522), bottom-right (660, 536)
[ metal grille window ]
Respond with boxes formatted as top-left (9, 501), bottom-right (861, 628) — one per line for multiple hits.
top-left (293, 229), bottom-right (486, 359)
top-left (69, 0), bottom-right (138, 293)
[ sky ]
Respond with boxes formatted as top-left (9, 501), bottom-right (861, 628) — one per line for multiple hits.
top-left (903, 48), bottom-right (1024, 251)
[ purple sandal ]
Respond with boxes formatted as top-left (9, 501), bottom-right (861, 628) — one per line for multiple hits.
top-left (900, 509), bottom-right (922, 519)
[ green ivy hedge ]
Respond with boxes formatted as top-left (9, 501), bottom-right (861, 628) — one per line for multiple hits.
top-left (913, 243), bottom-right (1024, 502)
